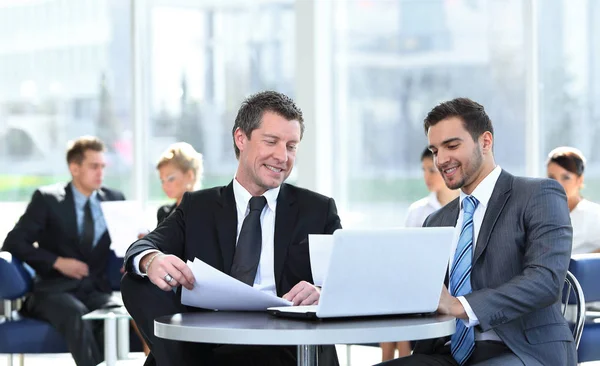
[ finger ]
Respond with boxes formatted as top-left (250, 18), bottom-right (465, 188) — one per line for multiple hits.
top-left (290, 286), bottom-right (313, 306)
top-left (282, 281), bottom-right (305, 301)
top-left (170, 260), bottom-right (195, 289)
top-left (152, 275), bottom-right (172, 291)
top-left (299, 289), bottom-right (320, 306)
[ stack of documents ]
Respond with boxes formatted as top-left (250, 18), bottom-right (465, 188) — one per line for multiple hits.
top-left (181, 258), bottom-right (293, 311)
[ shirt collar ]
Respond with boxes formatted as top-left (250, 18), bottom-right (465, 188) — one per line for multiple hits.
top-left (70, 183), bottom-right (97, 205)
top-left (459, 165), bottom-right (502, 210)
top-left (232, 178), bottom-right (280, 215)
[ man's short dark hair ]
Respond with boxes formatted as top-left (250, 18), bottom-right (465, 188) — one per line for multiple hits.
top-left (421, 147), bottom-right (433, 161)
top-left (423, 98), bottom-right (494, 142)
top-left (232, 91), bottom-right (304, 159)
top-left (66, 136), bottom-right (105, 165)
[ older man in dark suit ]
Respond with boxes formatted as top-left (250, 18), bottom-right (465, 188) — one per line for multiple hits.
top-left (377, 98), bottom-right (576, 366)
top-left (121, 91), bottom-right (341, 366)
top-left (3, 136), bottom-right (125, 366)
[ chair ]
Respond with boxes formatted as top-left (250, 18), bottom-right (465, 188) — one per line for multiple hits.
top-left (568, 254), bottom-right (600, 363)
top-left (562, 270), bottom-right (586, 349)
top-left (0, 250), bottom-right (142, 366)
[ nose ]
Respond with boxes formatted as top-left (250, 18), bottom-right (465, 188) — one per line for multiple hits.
top-left (436, 150), bottom-right (450, 167)
top-left (273, 142), bottom-right (288, 163)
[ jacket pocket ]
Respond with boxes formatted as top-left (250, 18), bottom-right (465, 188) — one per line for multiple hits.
top-left (524, 323), bottom-right (574, 344)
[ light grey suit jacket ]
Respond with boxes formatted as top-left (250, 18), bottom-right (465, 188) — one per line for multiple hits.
top-left (416, 170), bottom-right (577, 366)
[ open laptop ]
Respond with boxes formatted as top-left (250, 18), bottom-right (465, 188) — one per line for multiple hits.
top-left (268, 227), bottom-right (454, 319)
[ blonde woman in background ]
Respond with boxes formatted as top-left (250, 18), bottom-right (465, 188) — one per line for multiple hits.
top-left (381, 147), bottom-right (458, 362)
top-left (546, 146), bottom-right (600, 254)
top-left (156, 142), bottom-right (203, 224)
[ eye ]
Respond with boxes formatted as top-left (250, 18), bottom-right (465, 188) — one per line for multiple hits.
top-left (265, 140), bottom-right (276, 145)
top-left (287, 145), bottom-right (297, 151)
top-left (447, 144), bottom-right (458, 150)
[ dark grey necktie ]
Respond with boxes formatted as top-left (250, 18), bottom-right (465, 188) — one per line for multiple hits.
top-left (81, 199), bottom-right (95, 250)
top-left (230, 196), bottom-right (267, 285)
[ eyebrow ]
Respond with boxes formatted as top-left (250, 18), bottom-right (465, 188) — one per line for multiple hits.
top-left (428, 137), bottom-right (463, 150)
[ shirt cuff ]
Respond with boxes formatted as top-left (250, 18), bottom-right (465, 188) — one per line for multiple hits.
top-left (457, 296), bottom-right (480, 327)
top-left (133, 249), bottom-right (160, 276)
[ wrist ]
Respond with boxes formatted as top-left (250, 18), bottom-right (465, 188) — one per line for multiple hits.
top-left (141, 252), bottom-right (161, 274)
top-left (53, 257), bottom-right (63, 270)
top-left (452, 297), bottom-right (468, 319)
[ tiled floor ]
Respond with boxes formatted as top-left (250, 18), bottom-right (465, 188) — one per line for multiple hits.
top-left (1, 347), bottom-right (599, 366)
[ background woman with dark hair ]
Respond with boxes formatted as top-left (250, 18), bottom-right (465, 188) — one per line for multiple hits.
top-left (547, 146), bottom-right (600, 254)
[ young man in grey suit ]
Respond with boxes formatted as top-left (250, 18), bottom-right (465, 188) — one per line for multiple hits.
top-left (121, 91), bottom-right (341, 366)
top-left (3, 136), bottom-right (126, 366)
top-left (378, 98), bottom-right (576, 366)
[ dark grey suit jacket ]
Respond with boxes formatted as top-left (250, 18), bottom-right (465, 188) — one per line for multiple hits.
top-left (416, 170), bottom-right (577, 366)
top-left (2, 182), bottom-right (125, 294)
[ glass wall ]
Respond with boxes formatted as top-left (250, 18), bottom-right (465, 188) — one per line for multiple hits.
top-left (539, 0), bottom-right (600, 201)
top-left (0, 0), bottom-right (133, 201)
top-left (1, 0), bottom-right (599, 233)
top-left (330, 0), bottom-right (527, 227)
top-left (145, 1), bottom-right (295, 207)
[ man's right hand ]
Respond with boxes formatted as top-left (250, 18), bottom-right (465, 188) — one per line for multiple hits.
top-left (141, 253), bottom-right (195, 291)
top-left (53, 257), bottom-right (89, 279)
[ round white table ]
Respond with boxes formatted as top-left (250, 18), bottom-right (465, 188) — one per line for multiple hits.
top-left (155, 312), bottom-right (455, 366)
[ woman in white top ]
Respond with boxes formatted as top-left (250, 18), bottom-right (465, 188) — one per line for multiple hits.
top-left (547, 146), bottom-right (600, 255)
top-left (380, 148), bottom-right (458, 362)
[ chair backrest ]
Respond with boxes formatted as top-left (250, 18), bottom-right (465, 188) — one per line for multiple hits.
top-left (563, 270), bottom-right (586, 349)
top-left (570, 254), bottom-right (600, 303)
top-left (0, 251), bottom-right (33, 300)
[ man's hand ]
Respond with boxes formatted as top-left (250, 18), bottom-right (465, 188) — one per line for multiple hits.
top-left (437, 285), bottom-right (468, 319)
top-left (282, 281), bottom-right (320, 306)
top-left (141, 253), bottom-right (195, 291)
top-left (53, 257), bottom-right (89, 279)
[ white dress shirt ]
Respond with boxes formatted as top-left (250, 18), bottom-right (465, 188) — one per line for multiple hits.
top-left (570, 198), bottom-right (600, 255)
top-left (405, 192), bottom-right (442, 228)
top-left (451, 165), bottom-right (503, 343)
top-left (133, 179), bottom-right (280, 296)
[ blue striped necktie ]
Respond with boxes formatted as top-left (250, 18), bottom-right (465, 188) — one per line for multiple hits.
top-left (450, 195), bottom-right (479, 365)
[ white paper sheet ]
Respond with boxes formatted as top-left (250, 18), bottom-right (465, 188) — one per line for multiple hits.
top-left (308, 234), bottom-right (334, 286)
top-left (100, 201), bottom-right (148, 257)
top-left (181, 258), bottom-right (293, 311)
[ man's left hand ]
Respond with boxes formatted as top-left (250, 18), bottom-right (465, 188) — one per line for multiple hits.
top-left (438, 285), bottom-right (468, 319)
top-left (282, 281), bottom-right (320, 306)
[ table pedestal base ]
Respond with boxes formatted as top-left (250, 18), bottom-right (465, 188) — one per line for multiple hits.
top-left (297, 345), bottom-right (318, 366)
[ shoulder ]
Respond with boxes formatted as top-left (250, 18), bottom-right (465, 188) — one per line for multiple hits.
top-left (510, 175), bottom-right (564, 198)
top-left (407, 196), bottom-right (431, 212)
top-left (34, 183), bottom-right (68, 204)
top-left (99, 186), bottom-right (126, 200)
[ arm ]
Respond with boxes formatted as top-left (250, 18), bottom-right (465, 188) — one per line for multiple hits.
top-left (464, 180), bottom-right (572, 332)
top-left (324, 197), bottom-right (342, 234)
top-left (124, 195), bottom-right (188, 275)
top-left (2, 190), bottom-right (59, 274)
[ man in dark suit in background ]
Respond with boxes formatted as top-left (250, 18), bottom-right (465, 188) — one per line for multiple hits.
top-left (377, 98), bottom-right (576, 365)
top-left (121, 91), bottom-right (341, 366)
top-left (3, 136), bottom-right (125, 366)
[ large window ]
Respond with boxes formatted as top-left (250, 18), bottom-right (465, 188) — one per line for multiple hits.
top-left (145, 1), bottom-right (295, 206)
top-left (0, 0), bottom-right (133, 202)
top-left (539, 1), bottom-right (600, 201)
top-left (330, 0), bottom-right (527, 227)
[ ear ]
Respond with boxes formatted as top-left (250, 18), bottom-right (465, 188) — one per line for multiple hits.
top-left (234, 127), bottom-right (248, 154)
top-left (68, 162), bottom-right (79, 177)
top-left (480, 131), bottom-right (493, 153)
top-left (577, 175), bottom-right (585, 190)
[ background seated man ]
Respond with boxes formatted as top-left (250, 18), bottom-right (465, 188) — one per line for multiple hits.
top-left (3, 136), bottom-right (125, 366)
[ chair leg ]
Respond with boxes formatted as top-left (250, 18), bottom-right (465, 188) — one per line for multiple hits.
top-left (18, 354), bottom-right (23, 366)
top-left (7, 354), bottom-right (13, 366)
top-left (346, 345), bottom-right (351, 366)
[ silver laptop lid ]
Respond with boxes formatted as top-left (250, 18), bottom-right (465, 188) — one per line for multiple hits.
top-left (316, 227), bottom-right (454, 318)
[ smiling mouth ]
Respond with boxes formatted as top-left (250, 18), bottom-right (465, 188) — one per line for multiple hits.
top-left (442, 166), bottom-right (458, 176)
top-left (265, 164), bottom-right (283, 173)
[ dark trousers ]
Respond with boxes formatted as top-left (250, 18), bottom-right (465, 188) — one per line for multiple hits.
top-left (376, 341), bottom-right (523, 366)
top-left (121, 273), bottom-right (339, 366)
top-left (23, 286), bottom-right (116, 366)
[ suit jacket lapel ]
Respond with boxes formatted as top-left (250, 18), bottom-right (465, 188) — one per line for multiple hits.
top-left (274, 184), bottom-right (298, 290)
top-left (216, 182), bottom-right (238, 274)
top-left (472, 170), bottom-right (513, 264)
top-left (438, 197), bottom-right (460, 286)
